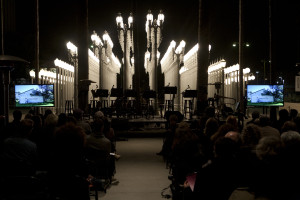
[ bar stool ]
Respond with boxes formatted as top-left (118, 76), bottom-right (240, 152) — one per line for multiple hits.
top-left (65, 100), bottom-right (73, 114)
top-left (184, 99), bottom-right (193, 119)
top-left (164, 100), bottom-right (174, 113)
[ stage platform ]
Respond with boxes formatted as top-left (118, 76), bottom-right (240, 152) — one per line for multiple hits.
top-left (108, 114), bottom-right (197, 138)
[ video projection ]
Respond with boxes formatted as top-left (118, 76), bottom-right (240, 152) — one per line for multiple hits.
top-left (15, 84), bottom-right (55, 107)
top-left (246, 85), bottom-right (284, 107)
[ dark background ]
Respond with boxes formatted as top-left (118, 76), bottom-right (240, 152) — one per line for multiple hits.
top-left (2, 0), bottom-right (300, 87)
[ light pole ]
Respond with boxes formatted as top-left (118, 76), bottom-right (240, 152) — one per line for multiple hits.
top-left (145, 9), bottom-right (164, 113)
top-left (66, 41), bottom-right (78, 109)
top-left (116, 12), bottom-right (134, 94)
top-left (91, 30), bottom-right (112, 89)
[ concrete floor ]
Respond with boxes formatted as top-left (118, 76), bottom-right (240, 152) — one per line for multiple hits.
top-left (92, 137), bottom-right (171, 200)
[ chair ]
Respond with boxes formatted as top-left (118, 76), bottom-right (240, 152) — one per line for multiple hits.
top-left (84, 147), bottom-right (111, 186)
top-left (0, 175), bottom-right (48, 200)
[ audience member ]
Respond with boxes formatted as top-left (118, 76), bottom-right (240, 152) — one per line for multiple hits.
top-left (37, 113), bottom-right (58, 170)
top-left (234, 124), bottom-right (262, 190)
top-left (0, 119), bottom-right (37, 176)
top-left (192, 106), bottom-right (216, 135)
top-left (294, 115), bottom-right (300, 133)
top-left (43, 109), bottom-right (53, 121)
top-left (281, 120), bottom-right (297, 133)
top-left (188, 137), bottom-right (240, 200)
top-left (93, 111), bottom-right (120, 160)
top-left (246, 111), bottom-right (260, 125)
top-left (171, 122), bottom-right (200, 184)
top-left (85, 118), bottom-right (117, 184)
top-left (210, 123), bottom-right (236, 144)
top-left (258, 115), bottom-right (280, 138)
top-left (73, 109), bottom-right (92, 135)
top-left (225, 131), bottom-right (241, 143)
top-left (275, 109), bottom-right (289, 132)
top-left (57, 113), bottom-right (68, 127)
top-left (6, 109), bottom-right (22, 137)
top-left (253, 136), bottom-right (284, 199)
top-left (157, 114), bottom-right (179, 160)
top-left (48, 123), bottom-right (91, 200)
top-left (29, 114), bottom-right (43, 144)
top-left (289, 108), bottom-right (298, 121)
top-left (200, 117), bottom-right (219, 161)
top-left (226, 115), bottom-right (238, 129)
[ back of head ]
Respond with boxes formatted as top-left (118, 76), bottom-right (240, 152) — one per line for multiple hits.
top-left (73, 109), bottom-right (83, 120)
top-left (259, 115), bottom-right (271, 127)
top-left (225, 131), bottom-right (240, 143)
top-left (281, 131), bottom-right (300, 146)
top-left (94, 111), bottom-right (104, 120)
top-left (290, 109), bottom-right (298, 120)
top-left (281, 120), bottom-right (297, 133)
top-left (13, 110), bottom-right (22, 121)
top-left (256, 136), bottom-right (283, 161)
top-left (204, 117), bottom-right (219, 137)
top-left (93, 118), bottom-right (104, 132)
top-left (279, 109), bottom-right (289, 120)
top-left (174, 122), bottom-right (195, 144)
top-left (57, 113), bottom-right (67, 127)
top-left (19, 119), bottom-right (34, 137)
top-left (44, 109), bottom-right (53, 119)
top-left (205, 106), bottom-right (215, 118)
top-left (252, 111), bottom-right (260, 119)
top-left (31, 115), bottom-right (42, 128)
top-left (226, 115), bottom-right (238, 128)
top-left (211, 123), bottom-right (236, 143)
top-left (44, 113), bottom-right (58, 127)
top-left (241, 124), bottom-right (262, 147)
top-left (54, 124), bottom-right (86, 158)
top-left (214, 137), bottom-right (239, 159)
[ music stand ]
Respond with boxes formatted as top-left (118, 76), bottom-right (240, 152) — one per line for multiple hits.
top-left (96, 89), bottom-right (109, 98)
top-left (91, 89), bottom-right (97, 98)
top-left (125, 89), bottom-right (137, 98)
top-left (110, 88), bottom-right (123, 97)
top-left (163, 86), bottom-right (177, 95)
top-left (163, 86), bottom-right (177, 112)
top-left (142, 90), bottom-right (156, 99)
top-left (183, 90), bottom-right (197, 98)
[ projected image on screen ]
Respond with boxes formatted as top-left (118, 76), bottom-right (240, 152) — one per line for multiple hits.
top-left (247, 85), bottom-right (284, 107)
top-left (15, 84), bottom-right (54, 107)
